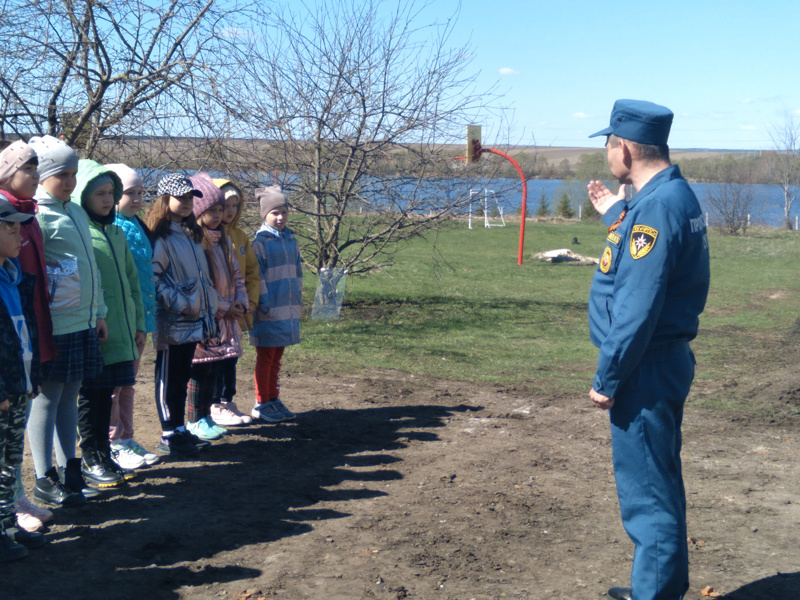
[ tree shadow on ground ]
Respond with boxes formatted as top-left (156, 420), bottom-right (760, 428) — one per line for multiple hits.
top-left (9, 402), bottom-right (479, 600)
top-left (722, 571), bottom-right (800, 599)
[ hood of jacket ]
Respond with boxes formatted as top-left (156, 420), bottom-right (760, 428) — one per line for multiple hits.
top-left (73, 158), bottom-right (123, 224)
top-left (213, 178), bottom-right (245, 228)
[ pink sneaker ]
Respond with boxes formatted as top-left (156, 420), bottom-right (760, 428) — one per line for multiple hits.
top-left (16, 511), bottom-right (43, 532)
top-left (210, 403), bottom-right (243, 426)
top-left (225, 401), bottom-right (253, 425)
top-left (211, 402), bottom-right (252, 426)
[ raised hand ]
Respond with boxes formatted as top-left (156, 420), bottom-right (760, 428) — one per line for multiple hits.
top-left (587, 181), bottom-right (627, 216)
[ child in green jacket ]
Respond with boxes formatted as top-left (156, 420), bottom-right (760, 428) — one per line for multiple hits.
top-left (73, 159), bottom-right (145, 490)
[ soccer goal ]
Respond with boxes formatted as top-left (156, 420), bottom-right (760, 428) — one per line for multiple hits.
top-left (468, 188), bottom-right (505, 229)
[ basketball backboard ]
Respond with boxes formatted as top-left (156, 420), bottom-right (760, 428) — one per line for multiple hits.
top-left (466, 124), bottom-right (482, 163)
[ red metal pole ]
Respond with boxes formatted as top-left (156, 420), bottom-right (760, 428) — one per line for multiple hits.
top-left (454, 147), bottom-right (528, 264)
top-left (481, 148), bottom-right (528, 265)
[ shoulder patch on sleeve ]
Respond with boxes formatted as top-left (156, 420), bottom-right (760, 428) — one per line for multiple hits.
top-left (629, 225), bottom-right (658, 259)
top-left (599, 245), bottom-right (613, 273)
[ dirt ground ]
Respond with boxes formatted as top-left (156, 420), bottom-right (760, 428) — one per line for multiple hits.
top-left (8, 345), bottom-right (800, 600)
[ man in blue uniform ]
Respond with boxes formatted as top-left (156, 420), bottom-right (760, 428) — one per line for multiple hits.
top-left (586, 100), bottom-right (710, 600)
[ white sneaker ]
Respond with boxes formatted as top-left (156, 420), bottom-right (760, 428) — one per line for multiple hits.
top-left (123, 438), bottom-right (160, 466)
top-left (110, 441), bottom-right (147, 469)
top-left (210, 403), bottom-right (244, 426)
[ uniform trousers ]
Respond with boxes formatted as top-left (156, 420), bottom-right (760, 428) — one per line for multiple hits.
top-left (609, 343), bottom-right (694, 600)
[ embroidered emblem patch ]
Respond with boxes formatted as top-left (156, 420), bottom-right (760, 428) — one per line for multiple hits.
top-left (239, 245), bottom-right (246, 255)
top-left (629, 225), bottom-right (658, 259)
top-left (606, 231), bottom-right (621, 246)
top-left (599, 245), bottom-right (613, 273)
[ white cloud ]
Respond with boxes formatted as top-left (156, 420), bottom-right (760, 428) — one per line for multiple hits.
top-left (573, 112), bottom-right (590, 119)
top-left (498, 67), bottom-right (519, 76)
top-left (740, 125), bottom-right (758, 131)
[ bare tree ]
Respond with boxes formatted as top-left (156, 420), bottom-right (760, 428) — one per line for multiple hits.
top-left (0, 0), bottom-right (250, 158)
top-left (705, 156), bottom-right (757, 235)
top-left (767, 111), bottom-right (800, 230)
top-left (218, 0), bottom-right (500, 275)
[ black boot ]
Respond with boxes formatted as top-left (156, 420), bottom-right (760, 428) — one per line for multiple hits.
top-left (103, 448), bottom-right (135, 482)
top-left (59, 459), bottom-right (101, 500)
top-left (2, 517), bottom-right (45, 550)
top-left (81, 448), bottom-right (124, 488)
top-left (34, 467), bottom-right (86, 507)
top-left (0, 520), bottom-right (27, 562)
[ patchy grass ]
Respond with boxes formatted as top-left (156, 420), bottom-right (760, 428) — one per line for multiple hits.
top-left (277, 221), bottom-right (800, 410)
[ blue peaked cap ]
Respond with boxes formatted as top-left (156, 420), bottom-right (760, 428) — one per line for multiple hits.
top-left (589, 99), bottom-right (673, 146)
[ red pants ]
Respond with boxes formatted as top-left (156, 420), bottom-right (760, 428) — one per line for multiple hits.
top-left (255, 346), bottom-right (285, 403)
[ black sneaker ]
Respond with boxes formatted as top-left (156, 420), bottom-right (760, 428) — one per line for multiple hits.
top-left (157, 432), bottom-right (200, 457)
top-left (81, 450), bottom-right (125, 488)
top-left (34, 467), bottom-right (86, 507)
top-left (182, 430), bottom-right (212, 451)
top-left (0, 535), bottom-right (27, 562)
top-left (6, 525), bottom-right (46, 549)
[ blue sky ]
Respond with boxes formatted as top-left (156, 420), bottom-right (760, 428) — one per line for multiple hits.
top-left (425, 0), bottom-right (800, 150)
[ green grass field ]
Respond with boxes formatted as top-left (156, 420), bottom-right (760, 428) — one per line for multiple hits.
top-left (278, 220), bottom-right (800, 406)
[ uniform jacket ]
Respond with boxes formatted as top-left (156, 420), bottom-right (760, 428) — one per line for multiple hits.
top-left (192, 230), bottom-right (248, 363)
top-left (74, 160), bottom-right (145, 366)
top-left (115, 213), bottom-right (156, 333)
top-left (588, 164), bottom-right (710, 399)
top-left (152, 222), bottom-right (220, 350)
top-left (213, 178), bottom-right (260, 330)
top-left (0, 265), bottom-right (42, 399)
top-left (1, 190), bottom-right (55, 363)
top-left (35, 187), bottom-right (106, 335)
top-left (249, 223), bottom-right (302, 348)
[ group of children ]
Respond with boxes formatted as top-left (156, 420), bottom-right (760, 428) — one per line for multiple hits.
top-left (0, 136), bottom-right (304, 562)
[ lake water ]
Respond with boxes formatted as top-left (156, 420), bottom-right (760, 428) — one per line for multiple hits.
top-left (464, 177), bottom-right (798, 229)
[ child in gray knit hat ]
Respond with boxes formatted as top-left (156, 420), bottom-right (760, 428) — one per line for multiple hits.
top-left (28, 136), bottom-right (104, 508)
top-left (28, 136), bottom-right (79, 184)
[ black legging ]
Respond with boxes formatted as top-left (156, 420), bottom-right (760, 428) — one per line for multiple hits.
top-left (77, 385), bottom-right (114, 454)
top-left (154, 342), bottom-right (197, 433)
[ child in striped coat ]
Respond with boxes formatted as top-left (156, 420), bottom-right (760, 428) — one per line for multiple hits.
top-left (249, 186), bottom-right (302, 424)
